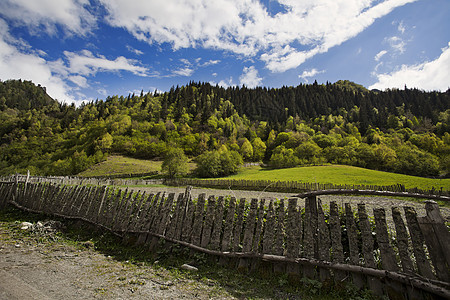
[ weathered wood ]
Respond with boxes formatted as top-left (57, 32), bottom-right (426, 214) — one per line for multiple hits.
top-left (157, 193), bottom-right (175, 236)
top-left (165, 193), bottom-right (184, 239)
top-left (422, 201), bottom-right (450, 282)
top-left (252, 198), bottom-right (265, 254)
top-left (238, 198), bottom-right (258, 271)
top-left (391, 207), bottom-right (414, 274)
top-left (317, 198), bottom-right (331, 281)
top-left (303, 196), bottom-right (317, 279)
top-left (232, 198), bottom-right (246, 252)
top-left (201, 195), bottom-right (216, 248)
top-left (357, 203), bottom-right (383, 296)
top-left (191, 193), bottom-right (206, 246)
top-left (135, 193), bottom-right (157, 245)
top-left (285, 198), bottom-right (301, 276)
top-left (174, 187), bottom-right (192, 240)
top-left (221, 197), bottom-right (236, 252)
top-left (373, 208), bottom-right (399, 272)
top-left (403, 206), bottom-right (436, 279)
top-left (345, 203), bottom-right (364, 288)
top-left (209, 196), bottom-right (225, 250)
top-left (262, 199), bottom-right (275, 255)
top-left (181, 194), bottom-right (195, 242)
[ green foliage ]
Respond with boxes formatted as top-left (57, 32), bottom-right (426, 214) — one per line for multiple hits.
top-left (195, 148), bottom-right (243, 177)
top-left (161, 148), bottom-right (189, 178)
top-left (0, 79), bottom-right (448, 178)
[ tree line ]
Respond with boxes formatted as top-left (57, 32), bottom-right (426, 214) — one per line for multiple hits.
top-left (0, 79), bottom-right (449, 178)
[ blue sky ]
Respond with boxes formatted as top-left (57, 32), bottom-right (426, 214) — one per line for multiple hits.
top-left (0, 0), bottom-right (449, 105)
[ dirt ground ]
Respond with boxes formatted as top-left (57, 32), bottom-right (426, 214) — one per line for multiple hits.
top-left (0, 220), bottom-right (235, 300)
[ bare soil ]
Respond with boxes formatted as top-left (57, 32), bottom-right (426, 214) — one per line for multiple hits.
top-left (0, 217), bottom-right (234, 300)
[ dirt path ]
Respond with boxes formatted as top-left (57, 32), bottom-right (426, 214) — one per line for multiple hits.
top-left (0, 221), bottom-right (234, 300)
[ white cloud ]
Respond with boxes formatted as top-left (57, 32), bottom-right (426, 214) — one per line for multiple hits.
top-left (299, 68), bottom-right (325, 82)
top-left (375, 50), bottom-right (388, 61)
top-left (370, 42), bottom-right (450, 91)
top-left (0, 0), bottom-right (95, 36)
top-left (0, 19), bottom-right (149, 104)
top-left (239, 66), bottom-right (263, 87)
top-left (126, 45), bottom-right (144, 55)
top-left (64, 50), bottom-right (149, 77)
top-left (99, 0), bottom-right (417, 72)
top-left (172, 67), bottom-right (194, 77)
top-left (386, 36), bottom-right (406, 54)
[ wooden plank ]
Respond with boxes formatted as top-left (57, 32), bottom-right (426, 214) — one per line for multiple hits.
top-left (221, 197), bottom-right (236, 252)
top-left (157, 193), bottom-right (175, 236)
top-left (181, 194), bottom-right (195, 242)
top-left (201, 195), bottom-right (216, 248)
top-left (345, 203), bottom-right (364, 288)
top-left (191, 193), bottom-right (207, 246)
top-left (329, 201), bottom-right (346, 282)
top-left (174, 187), bottom-right (192, 240)
top-left (232, 198), bottom-right (246, 252)
top-left (252, 199), bottom-right (266, 254)
top-left (391, 207), bottom-right (414, 274)
top-left (238, 198), bottom-right (258, 272)
top-left (358, 203), bottom-right (383, 296)
top-left (373, 208), bottom-right (399, 272)
top-left (262, 199), bottom-right (275, 254)
top-left (135, 193), bottom-right (157, 245)
top-left (285, 198), bottom-right (300, 276)
top-left (165, 193), bottom-right (184, 240)
top-left (303, 196), bottom-right (317, 279)
top-left (317, 198), bottom-right (331, 281)
top-left (209, 196), bottom-right (225, 251)
top-left (423, 200), bottom-right (450, 281)
top-left (403, 206), bottom-right (435, 279)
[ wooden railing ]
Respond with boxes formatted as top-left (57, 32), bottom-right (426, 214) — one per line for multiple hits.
top-left (0, 181), bottom-right (449, 299)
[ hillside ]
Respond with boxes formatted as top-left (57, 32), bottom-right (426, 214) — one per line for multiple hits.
top-left (0, 79), bottom-right (449, 178)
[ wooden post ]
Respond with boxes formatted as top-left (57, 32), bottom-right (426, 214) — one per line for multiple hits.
top-left (191, 193), bottom-right (207, 246)
top-left (201, 195), bottom-right (216, 248)
top-left (345, 203), bottom-right (364, 288)
top-left (391, 207), bottom-right (414, 274)
top-left (317, 198), bottom-right (331, 281)
top-left (329, 201), bottom-right (345, 282)
top-left (285, 198), bottom-right (300, 277)
top-left (303, 196), bottom-right (317, 279)
top-left (209, 196), bottom-right (225, 251)
top-left (238, 198), bottom-right (258, 272)
top-left (418, 201), bottom-right (450, 282)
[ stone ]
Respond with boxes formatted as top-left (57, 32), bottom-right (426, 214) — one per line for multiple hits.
top-left (181, 264), bottom-right (198, 271)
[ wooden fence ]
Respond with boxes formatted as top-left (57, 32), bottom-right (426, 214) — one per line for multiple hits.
top-left (0, 174), bottom-right (163, 187)
top-left (0, 181), bottom-right (449, 299)
top-left (164, 178), bottom-right (449, 197)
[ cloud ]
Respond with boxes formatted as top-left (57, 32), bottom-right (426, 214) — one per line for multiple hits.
top-left (126, 45), bottom-right (144, 55)
top-left (64, 50), bottom-right (149, 77)
top-left (299, 68), bottom-right (325, 82)
top-left (99, 0), bottom-right (417, 72)
top-left (0, 0), bottom-right (95, 36)
top-left (370, 42), bottom-right (450, 91)
top-left (386, 36), bottom-right (406, 54)
top-left (375, 50), bottom-right (388, 61)
top-left (239, 66), bottom-right (263, 87)
top-left (0, 19), bottom-right (150, 104)
top-left (172, 67), bottom-right (194, 77)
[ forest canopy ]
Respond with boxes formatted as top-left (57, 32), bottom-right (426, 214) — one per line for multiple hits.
top-left (0, 79), bottom-right (449, 178)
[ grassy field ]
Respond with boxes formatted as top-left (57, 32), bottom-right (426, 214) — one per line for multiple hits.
top-left (78, 155), bottom-right (164, 177)
top-left (79, 155), bottom-right (449, 191)
top-left (227, 164), bottom-right (450, 191)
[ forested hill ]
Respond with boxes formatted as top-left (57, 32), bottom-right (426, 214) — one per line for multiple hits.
top-left (0, 79), bottom-right (449, 178)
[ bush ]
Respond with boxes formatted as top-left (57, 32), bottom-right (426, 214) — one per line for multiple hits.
top-left (195, 148), bottom-right (243, 177)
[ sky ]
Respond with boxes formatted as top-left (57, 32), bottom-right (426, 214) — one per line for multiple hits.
top-left (0, 0), bottom-right (449, 105)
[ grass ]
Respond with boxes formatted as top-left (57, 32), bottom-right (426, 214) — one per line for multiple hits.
top-left (78, 155), bottom-right (163, 177)
top-left (225, 164), bottom-right (450, 191)
top-left (0, 206), bottom-right (378, 300)
top-left (79, 155), bottom-right (449, 191)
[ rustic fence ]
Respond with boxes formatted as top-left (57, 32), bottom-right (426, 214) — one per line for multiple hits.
top-left (0, 174), bottom-right (163, 186)
top-left (0, 181), bottom-right (449, 299)
top-left (164, 178), bottom-right (449, 197)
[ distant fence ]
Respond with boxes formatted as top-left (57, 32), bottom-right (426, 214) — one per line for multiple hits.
top-left (0, 181), bottom-right (449, 299)
top-left (164, 178), bottom-right (450, 197)
top-left (0, 174), bottom-right (163, 186)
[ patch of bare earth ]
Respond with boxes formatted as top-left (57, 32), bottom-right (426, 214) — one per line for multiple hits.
top-left (0, 219), bottom-right (234, 300)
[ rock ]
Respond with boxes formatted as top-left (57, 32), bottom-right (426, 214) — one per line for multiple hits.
top-left (181, 264), bottom-right (198, 272)
top-left (36, 221), bottom-right (44, 228)
top-left (20, 222), bottom-right (33, 230)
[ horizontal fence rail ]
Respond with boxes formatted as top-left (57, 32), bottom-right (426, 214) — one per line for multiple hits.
top-left (0, 181), bottom-right (449, 299)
